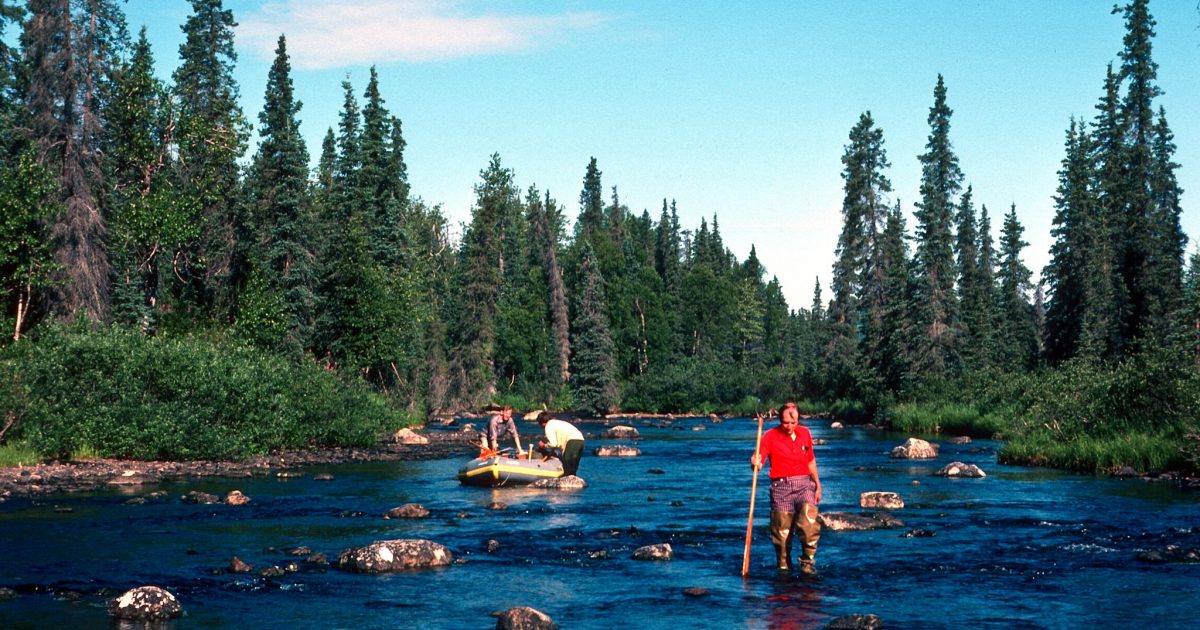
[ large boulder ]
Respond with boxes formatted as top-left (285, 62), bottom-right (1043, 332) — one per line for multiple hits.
top-left (106, 586), bottom-right (183, 621)
top-left (384, 503), bottom-right (431, 519)
top-left (632, 543), bottom-right (673, 560)
top-left (936, 462), bottom-right (987, 478)
top-left (890, 438), bottom-right (939, 459)
top-left (393, 428), bottom-right (430, 445)
top-left (818, 511), bottom-right (905, 531)
top-left (495, 606), bottom-right (558, 630)
top-left (530, 475), bottom-right (588, 489)
top-left (602, 425), bottom-right (640, 439)
top-left (860, 491), bottom-right (904, 510)
top-left (337, 539), bottom-right (452, 573)
top-left (594, 445), bottom-right (641, 457)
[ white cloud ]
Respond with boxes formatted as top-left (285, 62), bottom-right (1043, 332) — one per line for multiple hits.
top-left (238, 0), bottom-right (611, 69)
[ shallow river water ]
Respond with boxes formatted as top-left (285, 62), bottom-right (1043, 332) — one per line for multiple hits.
top-left (1, 417), bottom-right (1197, 629)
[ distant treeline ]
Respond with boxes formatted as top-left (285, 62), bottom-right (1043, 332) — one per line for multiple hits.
top-left (0, 1), bottom-right (1197, 470)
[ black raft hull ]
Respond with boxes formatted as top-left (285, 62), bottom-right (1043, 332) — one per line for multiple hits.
top-left (456, 455), bottom-right (564, 487)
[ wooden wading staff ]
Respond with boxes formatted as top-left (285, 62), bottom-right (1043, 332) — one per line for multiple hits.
top-left (741, 413), bottom-right (765, 578)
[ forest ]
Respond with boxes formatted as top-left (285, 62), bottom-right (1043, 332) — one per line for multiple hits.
top-left (0, 0), bottom-right (1197, 473)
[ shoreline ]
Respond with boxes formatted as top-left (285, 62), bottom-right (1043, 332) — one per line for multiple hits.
top-left (0, 429), bottom-right (480, 499)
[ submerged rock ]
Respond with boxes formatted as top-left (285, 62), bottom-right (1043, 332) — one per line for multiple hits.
top-left (181, 490), bottom-right (220, 504)
top-left (594, 445), bottom-right (641, 457)
top-left (936, 462), bottom-right (987, 478)
top-left (860, 491), bottom-right (904, 510)
top-left (602, 425), bottom-right (640, 439)
top-left (632, 543), bottom-right (673, 560)
top-left (337, 539), bottom-right (453, 573)
top-left (494, 606), bottom-right (558, 629)
top-left (947, 436), bottom-right (972, 444)
top-left (825, 613), bottom-right (883, 629)
top-left (682, 587), bottom-right (710, 598)
top-left (818, 511), bottom-right (905, 531)
top-left (530, 475), bottom-right (588, 489)
top-left (890, 438), bottom-right (939, 459)
top-left (229, 556), bottom-right (254, 573)
top-left (1136, 545), bottom-right (1200, 564)
top-left (384, 503), bottom-right (430, 519)
top-left (106, 586), bottom-right (182, 621)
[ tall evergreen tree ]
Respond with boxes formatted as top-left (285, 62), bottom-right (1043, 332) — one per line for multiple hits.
top-left (104, 30), bottom-right (196, 332)
top-left (955, 186), bottom-right (988, 367)
top-left (447, 154), bottom-right (516, 406)
top-left (874, 202), bottom-right (915, 392)
top-left (571, 242), bottom-right (617, 417)
top-left (528, 187), bottom-right (571, 384)
top-left (172, 0), bottom-right (249, 316)
top-left (912, 75), bottom-right (963, 377)
top-left (995, 205), bottom-right (1037, 370)
top-left (577, 157), bottom-right (605, 240)
top-left (242, 35), bottom-right (314, 355)
top-left (22, 0), bottom-right (129, 321)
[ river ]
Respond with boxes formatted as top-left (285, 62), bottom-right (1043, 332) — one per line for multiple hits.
top-left (1, 416), bottom-right (1197, 629)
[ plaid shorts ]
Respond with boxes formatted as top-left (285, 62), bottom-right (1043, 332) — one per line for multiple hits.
top-left (769, 475), bottom-right (818, 513)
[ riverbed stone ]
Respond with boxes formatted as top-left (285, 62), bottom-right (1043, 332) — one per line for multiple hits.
top-left (830, 422), bottom-right (844, 429)
top-left (1136, 545), bottom-right (1200, 564)
top-left (682, 587), bottom-right (710, 598)
top-left (632, 543), bottom-right (673, 560)
top-left (530, 475), bottom-right (588, 489)
top-left (947, 436), bottom-right (972, 444)
top-left (224, 490), bottom-right (251, 505)
top-left (106, 586), bottom-right (182, 621)
top-left (494, 606), bottom-right (558, 629)
top-left (602, 425), bottom-right (640, 439)
top-left (337, 539), bottom-right (453, 572)
top-left (825, 614), bottom-right (882, 629)
top-left (890, 438), bottom-right (939, 459)
top-left (229, 556), bottom-right (254, 573)
top-left (384, 503), bottom-right (430, 519)
top-left (936, 462), bottom-right (987, 478)
top-left (181, 490), bottom-right (220, 504)
top-left (818, 511), bottom-right (905, 531)
top-left (594, 445), bottom-right (641, 457)
top-left (860, 491), bottom-right (904, 510)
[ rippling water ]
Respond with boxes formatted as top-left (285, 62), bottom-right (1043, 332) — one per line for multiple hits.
top-left (1, 417), bottom-right (1197, 629)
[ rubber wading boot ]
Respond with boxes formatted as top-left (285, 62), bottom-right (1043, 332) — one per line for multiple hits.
top-left (770, 512), bottom-right (796, 572)
top-left (797, 503), bottom-right (821, 576)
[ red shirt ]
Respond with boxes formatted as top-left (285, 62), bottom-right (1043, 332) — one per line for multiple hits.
top-left (759, 425), bottom-right (815, 479)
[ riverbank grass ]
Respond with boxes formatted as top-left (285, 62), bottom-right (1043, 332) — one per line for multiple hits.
top-left (0, 441), bottom-right (40, 467)
top-left (885, 401), bottom-right (1007, 438)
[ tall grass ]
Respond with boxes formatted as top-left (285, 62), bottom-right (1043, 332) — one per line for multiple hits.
top-left (886, 401), bottom-right (1007, 438)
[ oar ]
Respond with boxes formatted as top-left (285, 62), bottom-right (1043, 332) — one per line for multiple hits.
top-left (741, 413), bottom-right (765, 578)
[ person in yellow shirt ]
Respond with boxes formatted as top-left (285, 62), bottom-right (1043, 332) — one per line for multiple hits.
top-left (536, 411), bottom-right (585, 476)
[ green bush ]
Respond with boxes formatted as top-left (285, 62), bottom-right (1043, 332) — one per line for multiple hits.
top-left (0, 326), bottom-right (412, 461)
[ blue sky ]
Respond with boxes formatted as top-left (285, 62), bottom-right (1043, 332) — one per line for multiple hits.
top-left (124, 0), bottom-right (1200, 310)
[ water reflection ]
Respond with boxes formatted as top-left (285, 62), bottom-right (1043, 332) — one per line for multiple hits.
top-left (763, 578), bottom-right (825, 629)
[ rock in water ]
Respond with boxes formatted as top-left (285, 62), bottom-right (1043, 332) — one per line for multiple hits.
top-left (384, 503), bottom-right (430, 519)
top-left (594, 445), bottom-right (641, 457)
top-left (632, 543), bottom-right (674, 560)
top-left (936, 462), bottom-right (986, 478)
top-left (818, 511), bottom-right (905, 531)
top-left (602, 425), bottom-right (640, 439)
top-left (890, 438), bottom-right (939, 459)
top-left (494, 606), bottom-right (558, 629)
top-left (107, 586), bottom-right (183, 621)
top-left (860, 491), bottom-right (904, 510)
top-left (825, 613), bottom-right (883, 629)
top-left (337, 539), bottom-right (452, 573)
top-left (224, 490), bottom-right (251, 505)
top-left (530, 475), bottom-right (588, 489)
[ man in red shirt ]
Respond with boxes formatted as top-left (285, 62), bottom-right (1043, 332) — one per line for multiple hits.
top-left (751, 401), bottom-right (823, 575)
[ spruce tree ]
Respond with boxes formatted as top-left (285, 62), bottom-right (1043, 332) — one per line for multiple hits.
top-left (172, 0), bottom-right (249, 316)
top-left (874, 202), bottom-right (915, 392)
top-left (571, 242), bottom-right (617, 417)
top-left (912, 75), bottom-right (963, 377)
top-left (528, 187), bottom-right (571, 384)
top-left (955, 186), bottom-right (988, 368)
top-left (243, 35), bottom-right (314, 355)
top-left (104, 30), bottom-right (196, 332)
top-left (995, 205), bottom-right (1037, 370)
top-left (22, 0), bottom-right (129, 321)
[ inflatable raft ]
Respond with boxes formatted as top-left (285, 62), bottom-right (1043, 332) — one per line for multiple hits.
top-left (457, 450), bottom-right (564, 487)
